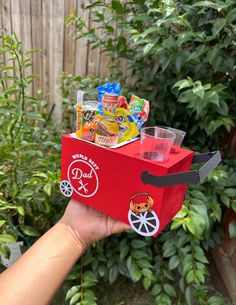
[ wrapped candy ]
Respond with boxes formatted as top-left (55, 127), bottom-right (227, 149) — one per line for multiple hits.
top-left (129, 95), bottom-right (150, 130)
top-left (115, 107), bottom-right (139, 143)
top-left (97, 82), bottom-right (121, 115)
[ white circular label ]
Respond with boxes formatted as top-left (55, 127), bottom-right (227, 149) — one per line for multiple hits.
top-left (67, 159), bottom-right (99, 198)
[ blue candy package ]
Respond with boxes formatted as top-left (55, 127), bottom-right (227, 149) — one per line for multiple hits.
top-left (97, 82), bottom-right (121, 115)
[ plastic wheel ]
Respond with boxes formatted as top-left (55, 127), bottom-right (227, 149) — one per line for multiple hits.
top-left (128, 210), bottom-right (160, 237)
top-left (60, 180), bottom-right (73, 197)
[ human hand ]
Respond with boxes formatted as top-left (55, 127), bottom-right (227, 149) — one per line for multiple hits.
top-left (59, 199), bottom-right (130, 252)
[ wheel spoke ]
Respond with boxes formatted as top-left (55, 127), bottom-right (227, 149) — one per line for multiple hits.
top-left (138, 222), bottom-right (143, 231)
top-left (132, 219), bottom-right (142, 224)
top-left (146, 216), bottom-right (156, 220)
top-left (143, 223), bottom-right (149, 233)
top-left (146, 222), bottom-right (156, 229)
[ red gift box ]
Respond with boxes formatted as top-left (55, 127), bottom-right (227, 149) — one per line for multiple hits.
top-left (60, 134), bottom-right (221, 237)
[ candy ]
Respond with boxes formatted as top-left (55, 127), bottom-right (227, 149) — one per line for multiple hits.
top-left (97, 83), bottom-right (121, 115)
top-left (129, 95), bottom-right (150, 130)
top-left (81, 101), bottom-right (99, 142)
top-left (95, 116), bottom-right (119, 147)
top-left (115, 108), bottom-right (139, 143)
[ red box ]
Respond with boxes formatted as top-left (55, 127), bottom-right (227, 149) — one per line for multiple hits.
top-left (60, 134), bottom-right (196, 237)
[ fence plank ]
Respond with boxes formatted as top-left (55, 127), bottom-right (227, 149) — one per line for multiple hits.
top-left (20, 0), bottom-right (33, 94)
top-left (74, 0), bottom-right (89, 77)
top-left (64, 0), bottom-right (76, 75)
top-left (10, 0), bottom-right (21, 37)
top-left (41, 0), bottom-right (51, 103)
top-left (87, 13), bottom-right (101, 76)
top-left (1, 0), bottom-right (12, 34)
top-left (50, 0), bottom-right (65, 120)
top-left (1, 0), bottom-right (13, 89)
top-left (31, 0), bottom-right (43, 96)
top-left (1, 0), bottom-right (126, 119)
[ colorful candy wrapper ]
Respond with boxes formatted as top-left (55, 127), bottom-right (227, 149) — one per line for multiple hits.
top-left (115, 108), bottom-right (139, 143)
top-left (97, 83), bottom-right (121, 115)
top-left (129, 95), bottom-right (150, 130)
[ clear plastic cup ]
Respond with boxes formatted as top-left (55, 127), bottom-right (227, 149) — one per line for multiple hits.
top-left (139, 127), bottom-right (176, 162)
top-left (160, 127), bottom-right (186, 153)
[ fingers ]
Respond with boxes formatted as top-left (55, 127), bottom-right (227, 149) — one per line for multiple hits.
top-left (111, 220), bottom-right (130, 235)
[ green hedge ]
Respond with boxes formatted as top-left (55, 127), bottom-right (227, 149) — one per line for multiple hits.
top-left (1, 0), bottom-right (236, 303)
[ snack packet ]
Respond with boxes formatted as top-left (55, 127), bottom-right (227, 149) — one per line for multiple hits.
top-left (115, 108), bottom-right (139, 143)
top-left (81, 101), bottom-right (99, 142)
top-left (75, 90), bottom-right (84, 138)
top-left (129, 95), bottom-right (150, 130)
top-left (97, 83), bottom-right (121, 115)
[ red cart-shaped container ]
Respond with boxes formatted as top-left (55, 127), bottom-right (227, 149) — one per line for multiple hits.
top-left (60, 134), bottom-right (221, 237)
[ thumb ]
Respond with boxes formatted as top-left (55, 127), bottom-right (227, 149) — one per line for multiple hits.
top-left (111, 220), bottom-right (130, 235)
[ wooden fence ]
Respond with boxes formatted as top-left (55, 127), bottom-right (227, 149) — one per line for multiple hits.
top-left (0, 0), bottom-right (113, 120)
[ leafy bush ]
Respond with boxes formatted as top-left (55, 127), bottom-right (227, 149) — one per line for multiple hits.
top-left (62, 0), bottom-right (236, 304)
top-left (67, 0), bottom-right (236, 150)
top-left (0, 33), bottom-right (66, 259)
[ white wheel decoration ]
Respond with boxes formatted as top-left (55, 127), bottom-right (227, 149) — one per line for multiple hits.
top-left (128, 210), bottom-right (160, 237)
top-left (60, 180), bottom-right (73, 197)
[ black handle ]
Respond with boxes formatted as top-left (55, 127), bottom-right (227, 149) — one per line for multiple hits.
top-left (141, 151), bottom-right (221, 187)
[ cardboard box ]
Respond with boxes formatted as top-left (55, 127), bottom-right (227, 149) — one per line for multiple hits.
top-left (60, 133), bottom-right (221, 237)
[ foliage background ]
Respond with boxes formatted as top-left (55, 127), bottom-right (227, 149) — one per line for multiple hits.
top-left (1, 0), bottom-right (236, 305)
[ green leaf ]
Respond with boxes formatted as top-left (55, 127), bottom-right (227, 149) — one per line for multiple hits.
top-left (163, 284), bottom-right (176, 297)
top-left (136, 259), bottom-right (153, 269)
top-left (229, 220), bottom-right (236, 238)
top-left (0, 220), bottom-right (6, 227)
top-left (0, 233), bottom-right (16, 243)
top-left (116, 36), bottom-right (126, 52)
top-left (105, 26), bottom-right (114, 33)
top-left (132, 249), bottom-right (148, 259)
top-left (151, 283), bottom-right (162, 296)
top-left (108, 265), bottom-right (119, 284)
top-left (131, 239), bottom-right (147, 249)
top-left (20, 225), bottom-right (40, 237)
top-left (172, 79), bottom-right (192, 90)
top-left (223, 188), bottom-right (236, 197)
top-left (83, 271), bottom-right (97, 284)
top-left (194, 247), bottom-right (209, 264)
top-left (69, 292), bottom-right (81, 305)
top-left (33, 173), bottom-right (48, 178)
top-left (85, 1), bottom-right (101, 9)
top-left (25, 112), bottom-right (45, 121)
top-left (120, 244), bottom-right (129, 261)
top-left (169, 255), bottom-right (180, 270)
top-left (220, 194), bottom-right (230, 207)
top-left (17, 206), bottom-right (25, 216)
top-left (17, 189), bottom-right (34, 199)
top-left (43, 183), bottom-right (52, 196)
top-left (66, 286), bottom-right (80, 301)
top-left (98, 265), bottom-right (106, 277)
top-left (195, 269), bottom-right (205, 283)
top-left (143, 277), bottom-right (152, 290)
top-left (163, 245), bottom-right (176, 257)
top-left (231, 200), bottom-right (236, 212)
top-left (208, 296), bottom-right (224, 305)
top-left (111, 0), bottom-right (123, 14)
top-left (142, 268), bottom-right (154, 279)
top-left (126, 256), bottom-right (142, 282)
top-left (192, 85), bottom-right (205, 99)
top-left (212, 18), bottom-right (227, 36)
top-left (143, 43), bottom-right (155, 55)
top-left (185, 286), bottom-right (193, 305)
top-left (192, 1), bottom-right (227, 10)
top-left (186, 270), bottom-right (195, 283)
top-left (0, 244), bottom-right (10, 258)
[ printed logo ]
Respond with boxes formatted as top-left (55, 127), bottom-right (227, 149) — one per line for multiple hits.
top-left (68, 154), bottom-right (99, 198)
